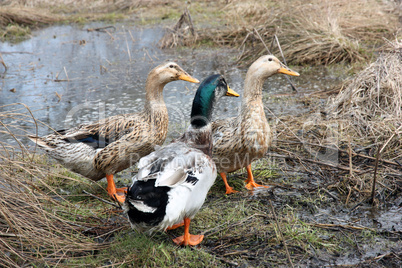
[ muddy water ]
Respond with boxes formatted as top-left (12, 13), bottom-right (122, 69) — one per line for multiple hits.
top-left (0, 22), bottom-right (327, 146)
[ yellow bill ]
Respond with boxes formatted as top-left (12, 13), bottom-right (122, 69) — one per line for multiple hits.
top-left (226, 86), bottom-right (240, 97)
top-left (178, 73), bottom-right (200, 83)
top-left (278, 66), bottom-right (300, 76)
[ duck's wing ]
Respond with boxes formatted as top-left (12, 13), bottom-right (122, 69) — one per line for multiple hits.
top-left (58, 113), bottom-right (142, 150)
top-left (134, 142), bottom-right (211, 189)
top-left (211, 117), bottom-right (239, 148)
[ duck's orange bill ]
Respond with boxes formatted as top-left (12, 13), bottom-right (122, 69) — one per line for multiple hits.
top-left (178, 73), bottom-right (200, 83)
top-left (278, 67), bottom-right (300, 76)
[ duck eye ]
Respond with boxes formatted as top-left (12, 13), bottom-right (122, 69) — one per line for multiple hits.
top-left (268, 58), bottom-right (272, 62)
top-left (169, 65), bottom-right (174, 68)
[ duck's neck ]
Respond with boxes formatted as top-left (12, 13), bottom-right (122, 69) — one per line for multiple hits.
top-left (242, 70), bottom-right (265, 105)
top-left (190, 93), bottom-right (215, 129)
top-left (142, 73), bottom-right (169, 139)
top-left (181, 124), bottom-right (212, 156)
top-left (143, 72), bottom-right (168, 113)
top-left (180, 91), bottom-right (216, 156)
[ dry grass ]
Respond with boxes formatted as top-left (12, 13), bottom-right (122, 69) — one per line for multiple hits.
top-left (329, 39), bottom-right (402, 121)
top-left (328, 39), bottom-right (402, 152)
top-left (0, 0), bottom-right (168, 17)
top-left (196, 0), bottom-right (400, 65)
top-left (158, 8), bottom-right (198, 48)
top-left (0, 6), bottom-right (59, 26)
top-left (0, 104), bottom-right (116, 267)
top-left (271, 112), bottom-right (401, 205)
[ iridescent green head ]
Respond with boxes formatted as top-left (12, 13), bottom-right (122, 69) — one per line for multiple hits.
top-left (190, 74), bottom-right (239, 128)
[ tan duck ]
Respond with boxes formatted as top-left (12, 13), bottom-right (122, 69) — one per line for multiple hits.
top-left (28, 62), bottom-right (199, 203)
top-left (212, 55), bottom-right (300, 194)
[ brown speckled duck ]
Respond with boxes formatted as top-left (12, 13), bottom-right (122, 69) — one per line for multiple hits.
top-left (28, 62), bottom-right (199, 203)
top-left (212, 55), bottom-right (300, 194)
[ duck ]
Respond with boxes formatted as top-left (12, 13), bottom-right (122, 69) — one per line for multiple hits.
top-left (123, 74), bottom-right (239, 246)
top-left (212, 55), bottom-right (300, 194)
top-left (28, 62), bottom-right (199, 203)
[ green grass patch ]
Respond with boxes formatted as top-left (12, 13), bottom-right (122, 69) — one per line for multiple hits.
top-left (66, 230), bottom-right (219, 267)
top-left (1, 24), bottom-right (31, 42)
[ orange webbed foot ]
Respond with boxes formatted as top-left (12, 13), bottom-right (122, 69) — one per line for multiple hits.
top-left (173, 234), bottom-right (204, 246)
top-left (112, 187), bottom-right (127, 203)
top-left (225, 186), bottom-right (239, 195)
top-left (220, 172), bottom-right (238, 195)
top-left (245, 181), bottom-right (269, 190)
top-left (166, 222), bottom-right (184, 231)
top-left (172, 217), bottom-right (203, 246)
top-left (112, 193), bottom-right (126, 203)
top-left (106, 174), bottom-right (127, 203)
top-left (245, 164), bottom-right (270, 191)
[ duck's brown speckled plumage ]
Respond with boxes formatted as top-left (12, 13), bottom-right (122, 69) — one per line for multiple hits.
top-left (212, 98), bottom-right (271, 174)
top-left (211, 55), bottom-right (300, 193)
top-left (28, 62), bottom-right (199, 184)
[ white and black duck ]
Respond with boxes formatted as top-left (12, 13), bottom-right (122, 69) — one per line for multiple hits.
top-left (123, 74), bottom-right (239, 246)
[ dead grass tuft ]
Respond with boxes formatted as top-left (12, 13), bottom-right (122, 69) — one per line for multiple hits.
top-left (0, 6), bottom-right (59, 27)
top-left (159, 8), bottom-right (197, 48)
top-left (195, 0), bottom-right (399, 65)
top-left (328, 39), bottom-right (402, 148)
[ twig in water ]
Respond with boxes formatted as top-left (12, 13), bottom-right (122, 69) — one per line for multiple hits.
top-left (128, 30), bottom-right (135, 43)
top-left (276, 139), bottom-right (401, 167)
top-left (124, 27), bottom-right (131, 62)
top-left (269, 200), bottom-right (294, 268)
top-left (63, 66), bottom-right (69, 81)
top-left (311, 223), bottom-right (375, 232)
top-left (272, 149), bottom-right (363, 173)
top-left (82, 190), bottom-right (120, 208)
top-left (144, 49), bottom-right (154, 63)
top-left (0, 52), bottom-right (7, 72)
top-left (86, 26), bottom-right (116, 32)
